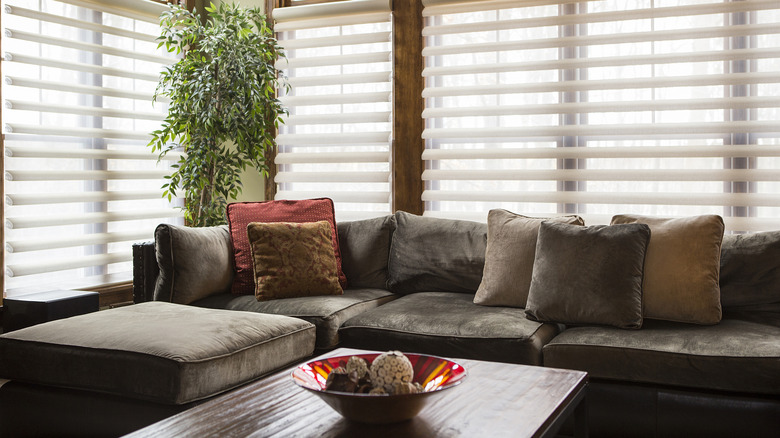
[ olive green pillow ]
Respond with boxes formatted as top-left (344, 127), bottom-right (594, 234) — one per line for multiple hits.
top-left (610, 214), bottom-right (724, 325)
top-left (525, 221), bottom-right (651, 329)
top-left (474, 209), bottom-right (584, 308)
top-left (247, 220), bottom-right (342, 301)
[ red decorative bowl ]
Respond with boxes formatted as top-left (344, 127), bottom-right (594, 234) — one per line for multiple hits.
top-left (292, 352), bottom-right (467, 424)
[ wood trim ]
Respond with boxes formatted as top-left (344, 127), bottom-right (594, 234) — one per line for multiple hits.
top-left (391, 0), bottom-right (425, 215)
top-left (82, 281), bottom-right (134, 309)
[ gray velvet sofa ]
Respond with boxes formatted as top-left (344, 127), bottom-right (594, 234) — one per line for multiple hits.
top-left (133, 211), bottom-right (779, 437)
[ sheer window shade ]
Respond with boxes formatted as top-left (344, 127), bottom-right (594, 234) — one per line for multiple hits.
top-left (2, 0), bottom-right (182, 294)
top-left (421, 0), bottom-right (780, 232)
top-left (274, 0), bottom-right (393, 221)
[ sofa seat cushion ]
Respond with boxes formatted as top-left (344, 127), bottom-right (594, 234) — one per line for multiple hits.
top-left (192, 288), bottom-right (398, 349)
top-left (543, 316), bottom-right (780, 395)
top-left (0, 302), bottom-right (316, 404)
top-left (339, 292), bottom-right (561, 365)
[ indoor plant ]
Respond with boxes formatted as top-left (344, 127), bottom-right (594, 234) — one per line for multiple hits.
top-left (150, 2), bottom-right (287, 226)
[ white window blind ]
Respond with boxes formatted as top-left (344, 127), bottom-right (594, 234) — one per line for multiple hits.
top-left (2, 0), bottom-right (182, 294)
top-left (421, 0), bottom-right (780, 232)
top-left (274, 0), bottom-right (393, 221)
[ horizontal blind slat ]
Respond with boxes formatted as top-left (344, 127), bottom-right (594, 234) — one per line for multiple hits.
top-left (6, 169), bottom-right (169, 181)
top-left (6, 209), bottom-right (183, 229)
top-left (277, 131), bottom-right (391, 145)
top-left (422, 145), bottom-right (780, 160)
top-left (5, 76), bottom-right (157, 101)
top-left (6, 191), bottom-right (163, 206)
top-left (5, 145), bottom-right (182, 160)
top-left (7, 230), bottom-right (152, 253)
top-left (5, 99), bottom-right (162, 121)
top-left (422, 190), bottom-right (780, 208)
top-left (285, 111), bottom-right (391, 125)
top-left (275, 151), bottom-right (390, 164)
top-left (275, 171), bottom-right (390, 183)
top-left (275, 11), bottom-right (390, 32)
top-left (279, 91), bottom-right (391, 106)
top-left (422, 169), bottom-right (780, 182)
top-left (5, 123), bottom-right (153, 140)
top-left (5, 52), bottom-right (160, 83)
top-left (5, 29), bottom-right (172, 65)
top-left (7, 252), bottom-right (132, 278)
top-left (276, 190), bottom-right (390, 203)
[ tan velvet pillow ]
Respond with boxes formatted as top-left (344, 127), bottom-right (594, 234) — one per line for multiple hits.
top-left (474, 209), bottom-right (585, 308)
top-left (610, 214), bottom-right (725, 325)
top-left (247, 220), bottom-right (343, 301)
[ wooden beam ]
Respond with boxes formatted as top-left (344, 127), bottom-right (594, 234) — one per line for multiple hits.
top-left (391, 0), bottom-right (425, 215)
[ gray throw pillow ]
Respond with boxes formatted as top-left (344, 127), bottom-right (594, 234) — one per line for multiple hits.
top-left (525, 221), bottom-right (651, 329)
top-left (474, 209), bottom-right (584, 308)
top-left (337, 215), bottom-right (396, 289)
top-left (387, 211), bottom-right (486, 295)
top-left (720, 230), bottom-right (780, 309)
top-left (154, 224), bottom-right (234, 304)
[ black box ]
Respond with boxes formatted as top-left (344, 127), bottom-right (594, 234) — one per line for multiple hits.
top-left (3, 290), bottom-right (100, 332)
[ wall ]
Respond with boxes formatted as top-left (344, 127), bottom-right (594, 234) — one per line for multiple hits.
top-left (211, 0), bottom-right (268, 202)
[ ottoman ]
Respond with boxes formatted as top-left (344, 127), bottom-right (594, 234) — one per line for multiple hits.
top-left (0, 301), bottom-right (316, 436)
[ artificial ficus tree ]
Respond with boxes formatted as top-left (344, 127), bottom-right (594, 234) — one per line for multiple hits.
top-left (150, 2), bottom-right (288, 226)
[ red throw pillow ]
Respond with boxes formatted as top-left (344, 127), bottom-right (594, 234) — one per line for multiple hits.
top-left (227, 199), bottom-right (347, 295)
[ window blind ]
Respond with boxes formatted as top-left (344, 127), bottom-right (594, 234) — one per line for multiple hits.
top-left (421, 0), bottom-right (780, 232)
top-left (274, 0), bottom-right (393, 221)
top-left (2, 0), bottom-right (182, 294)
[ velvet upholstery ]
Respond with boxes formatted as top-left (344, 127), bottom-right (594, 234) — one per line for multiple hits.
top-left (154, 224), bottom-right (234, 304)
top-left (337, 215), bottom-right (396, 289)
top-left (720, 230), bottom-right (780, 309)
top-left (192, 288), bottom-right (398, 349)
top-left (543, 317), bottom-right (780, 395)
top-left (474, 209), bottom-right (584, 308)
top-left (339, 292), bottom-right (561, 365)
top-left (387, 211), bottom-right (487, 295)
top-left (611, 214), bottom-right (724, 325)
top-left (525, 222), bottom-right (651, 329)
top-left (0, 302), bottom-right (316, 404)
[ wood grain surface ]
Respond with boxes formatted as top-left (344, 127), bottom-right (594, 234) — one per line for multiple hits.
top-left (126, 348), bottom-right (587, 438)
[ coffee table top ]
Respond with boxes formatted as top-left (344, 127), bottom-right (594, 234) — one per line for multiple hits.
top-left (127, 348), bottom-right (587, 438)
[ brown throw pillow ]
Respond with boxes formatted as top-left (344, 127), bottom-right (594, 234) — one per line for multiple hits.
top-left (610, 214), bottom-right (724, 325)
top-left (247, 221), bottom-right (343, 301)
top-left (474, 209), bottom-right (584, 308)
top-left (525, 221), bottom-right (651, 329)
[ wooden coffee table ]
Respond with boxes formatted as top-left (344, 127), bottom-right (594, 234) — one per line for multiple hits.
top-left (127, 348), bottom-right (588, 437)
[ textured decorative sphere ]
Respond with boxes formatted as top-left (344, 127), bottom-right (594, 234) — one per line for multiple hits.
top-left (369, 350), bottom-right (414, 392)
top-left (346, 356), bottom-right (369, 379)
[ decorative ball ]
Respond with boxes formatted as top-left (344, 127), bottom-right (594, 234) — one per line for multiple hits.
top-left (369, 350), bottom-right (414, 392)
top-left (346, 356), bottom-right (369, 379)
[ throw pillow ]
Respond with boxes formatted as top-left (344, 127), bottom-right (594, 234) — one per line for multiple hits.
top-left (525, 221), bottom-right (651, 329)
top-left (720, 230), bottom-right (780, 309)
top-left (227, 199), bottom-right (346, 295)
top-left (386, 211), bottom-right (487, 295)
top-left (247, 220), bottom-right (342, 301)
top-left (153, 224), bottom-right (234, 305)
top-left (474, 209), bottom-right (585, 308)
top-left (337, 215), bottom-right (396, 289)
top-left (610, 214), bottom-right (724, 325)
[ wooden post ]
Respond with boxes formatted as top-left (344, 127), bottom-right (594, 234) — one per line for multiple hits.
top-left (391, 0), bottom-right (424, 215)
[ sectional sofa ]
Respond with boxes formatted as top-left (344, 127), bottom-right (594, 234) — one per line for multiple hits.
top-left (129, 210), bottom-right (780, 437)
top-left (1, 210), bottom-right (777, 437)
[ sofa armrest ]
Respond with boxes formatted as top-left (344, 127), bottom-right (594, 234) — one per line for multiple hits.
top-left (132, 242), bottom-right (158, 303)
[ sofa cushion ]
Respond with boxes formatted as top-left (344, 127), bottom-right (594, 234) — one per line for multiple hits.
top-left (611, 214), bottom-right (724, 325)
top-left (474, 209), bottom-right (584, 308)
top-left (154, 224), bottom-right (233, 304)
top-left (339, 292), bottom-right (561, 365)
top-left (387, 212), bottom-right (486, 295)
top-left (720, 230), bottom-right (780, 309)
top-left (0, 302), bottom-right (316, 404)
top-left (337, 215), bottom-right (395, 289)
top-left (192, 288), bottom-right (398, 349)
top-left (227, 199), bottom-right (346, 295)
top-left (248, 221), bottom-right (342, 301)
top-left (543, 316), bottom-right (780, 395)
top-left (526, 222), bottom-right (650, 329)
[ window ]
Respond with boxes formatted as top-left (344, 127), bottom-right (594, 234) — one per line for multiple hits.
top-left (421, 0), bottom-right (780, 232)
top-left (273, 0), bottom-right (393, 221)
top-left (2, 0), bottom-right (182, 295)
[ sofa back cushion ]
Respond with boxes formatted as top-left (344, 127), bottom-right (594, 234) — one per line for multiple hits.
top-left (154, 224), bottom-right (234, 304)
top-left (337, 215), bottom-right (396, 289)
top-left (720, 230), bottom-right (780, 309)
top-left (387, 211), bottom-right (487, 295)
